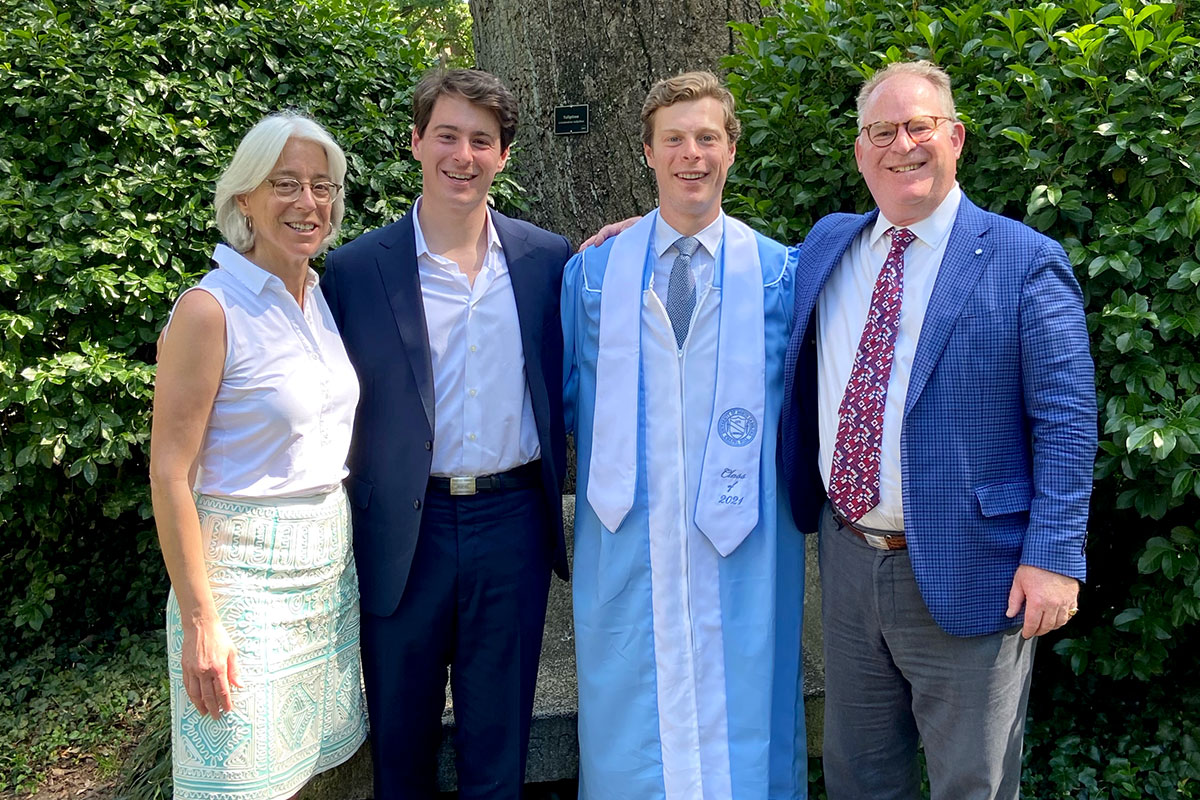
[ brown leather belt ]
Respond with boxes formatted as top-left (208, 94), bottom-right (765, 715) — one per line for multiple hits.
top-left (835, 513), bottom-right (907, 550)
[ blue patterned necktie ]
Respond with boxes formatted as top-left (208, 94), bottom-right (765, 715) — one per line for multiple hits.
top-left (667, 235), bottom-right (700, 349)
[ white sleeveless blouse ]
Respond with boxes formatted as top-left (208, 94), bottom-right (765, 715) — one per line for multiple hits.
top-left (170, 244), bottom-right (359, 498)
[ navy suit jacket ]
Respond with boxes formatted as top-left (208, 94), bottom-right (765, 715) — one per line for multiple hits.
top-left (782, 196), bottom-right (1096, 637)
top-left (321, 207), bottom-right (572, 617)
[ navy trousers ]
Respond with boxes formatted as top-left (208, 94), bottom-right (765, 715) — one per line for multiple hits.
top-left (360, 486), bottom-right (552, 800)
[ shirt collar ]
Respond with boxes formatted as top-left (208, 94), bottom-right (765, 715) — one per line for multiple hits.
top-left (412, 195), bottom-right (504, 264)
top-left (213, 242), bottom-right (297, 296)
top-left (654, 211), bottom-right (724, 259)
top-left (302, 266), bottom-right (320, 296)
top-left (869, 182), bottom-right (962, 251)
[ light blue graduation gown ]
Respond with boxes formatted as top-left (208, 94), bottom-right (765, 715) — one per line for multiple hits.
top-left (562, 219), bottom-right (807, 800)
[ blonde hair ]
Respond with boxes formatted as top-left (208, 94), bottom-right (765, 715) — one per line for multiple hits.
top-left (640, 71), bottom-right (740, 145)
top-left (856, 60), bottom-right (957, 120)
top-left (214, 113), bottom-right (347, 254)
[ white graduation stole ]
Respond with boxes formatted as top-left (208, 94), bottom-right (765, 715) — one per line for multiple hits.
top-left (587, 210), bottom-right (765, 556)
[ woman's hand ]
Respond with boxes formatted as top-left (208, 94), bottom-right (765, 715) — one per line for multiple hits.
top-left (181, 617), bottom-right (243, 719)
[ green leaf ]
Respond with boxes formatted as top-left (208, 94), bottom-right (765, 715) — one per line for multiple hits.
top-left (1114, 608), bottom-right (1144, 627)
top-left (1001, 127), bottom-right (1033, 152)
top-left (1099, 143), bottom-right (1125, 166)
top-left (1126, 423), bottom-right (1162, 451)
top-left (1170, 469), bottom-right (1195, 498)
top-left (1183, 197), bottom-right (1200, 239)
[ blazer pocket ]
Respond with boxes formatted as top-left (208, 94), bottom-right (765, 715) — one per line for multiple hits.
top-left (956, 304), bottom-right (998, 320)
top-left (346, 476), bottom-right (373, 510)
top-left (974, 479), bottom-right (1033, 517)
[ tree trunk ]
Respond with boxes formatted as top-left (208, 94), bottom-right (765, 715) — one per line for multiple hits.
top-left (470, 0), bottom-right (766, 244)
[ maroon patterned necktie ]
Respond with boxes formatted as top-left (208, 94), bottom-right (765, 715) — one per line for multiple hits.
top-left (828, 226), bottom-right (916, 522)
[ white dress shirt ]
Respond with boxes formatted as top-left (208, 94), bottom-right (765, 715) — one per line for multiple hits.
top-left (650, 215), bottom-right (722, 310)
top-left (413, 197), bottom-right (540, 477)
top-left (817, 184), bottom-right (963, 530)
top-left (183, 244), bottom-right (359, 498)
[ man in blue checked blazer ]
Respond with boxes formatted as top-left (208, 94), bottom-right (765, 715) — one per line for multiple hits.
top-left (782, 61), bottom-right (1096, 800)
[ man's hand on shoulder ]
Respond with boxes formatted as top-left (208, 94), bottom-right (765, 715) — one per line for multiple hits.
top-left (578, 216), bottom-right (643, 252)
top-left (1006, 564), bottom-right (1079, 639)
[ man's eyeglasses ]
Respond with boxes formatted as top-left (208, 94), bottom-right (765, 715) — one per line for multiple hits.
top-left (859, 116), bottom-right (955, 148)
top-left (266, 178), bottom-right (343, 205)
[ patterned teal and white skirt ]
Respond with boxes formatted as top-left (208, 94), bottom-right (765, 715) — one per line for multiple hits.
top-left (166, 487), bottom-right (367, 800)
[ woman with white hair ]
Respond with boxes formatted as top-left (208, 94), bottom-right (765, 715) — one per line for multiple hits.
top-left (150, 112), bottom-right (366, 800)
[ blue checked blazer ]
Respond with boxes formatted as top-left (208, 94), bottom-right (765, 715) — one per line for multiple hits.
top-left (782, 195), bottom-right (1096, 637)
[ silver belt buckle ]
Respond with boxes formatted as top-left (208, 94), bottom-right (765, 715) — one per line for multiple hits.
top-left (449, 476), bottom-right (477, 496)
top-left (862, 531), bottom-right (889, 550)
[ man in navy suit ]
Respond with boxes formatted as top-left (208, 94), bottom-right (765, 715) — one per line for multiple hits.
top-left (321, 69), bottom-right (570, 799)
top-left (782, 61), bottom-right (1096, 799)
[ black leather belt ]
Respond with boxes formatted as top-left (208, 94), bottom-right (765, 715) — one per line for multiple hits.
top-left (835, 512), bottom-right (907, 550)
top-left (427, 461), bottom-right (542, 496)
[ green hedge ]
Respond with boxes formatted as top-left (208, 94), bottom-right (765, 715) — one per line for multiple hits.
top-left (0, 0), bottom-right (482, 657)
top-left (725, 0), bottom-right (1200, 682)
top-left (1023, 668), bottom-right (1200, 799)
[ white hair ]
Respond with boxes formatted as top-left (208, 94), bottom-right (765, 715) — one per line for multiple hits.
top-left (214, 112), bottom-right (348, 254)
top-left (856, 60), bottom-right (958, 121)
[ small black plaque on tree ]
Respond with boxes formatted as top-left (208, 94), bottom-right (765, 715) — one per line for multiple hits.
top-left (554, 104), bottom-right (589, 135)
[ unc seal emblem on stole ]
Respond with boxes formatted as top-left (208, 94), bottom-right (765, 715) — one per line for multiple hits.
top-left (717, 407), bottom-right (758, 447)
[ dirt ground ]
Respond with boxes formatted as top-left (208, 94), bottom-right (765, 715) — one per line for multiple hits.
top-left (6, 761), bottom-right (117, 800)
top-left (4, 763), bottom-right (577, 800)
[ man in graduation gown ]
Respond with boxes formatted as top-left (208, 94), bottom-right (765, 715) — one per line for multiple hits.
top-left (562, 71), bottom-right (807, 800)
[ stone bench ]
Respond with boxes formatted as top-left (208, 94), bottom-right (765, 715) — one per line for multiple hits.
top-left (301, 495), bottom-right (824, 797)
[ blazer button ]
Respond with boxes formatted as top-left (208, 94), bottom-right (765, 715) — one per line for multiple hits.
top-left (424, 440), bottom-right (432, 450)
top-left (413, 499), bottom-right (421, 510)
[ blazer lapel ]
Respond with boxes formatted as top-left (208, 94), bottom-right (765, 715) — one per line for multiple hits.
top-left (493, 213), bottom-right (547, 422)
top-left (376, 209), bottom-right (436, 432)
top-left (903, 196), bottom-right (992, 416)
top-left (795, 210), bottom-right (877, 331)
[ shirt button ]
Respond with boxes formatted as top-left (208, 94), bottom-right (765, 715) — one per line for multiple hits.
top-left (469, 433), bottom-right (477, 441)
top-left (469, 345), bottom-right (477, 352)
top-left (469, 388), bottom-right (477, 397)
top-left (413, 499), bottom-right (422, 510)
top-left (424, 440), bottom-right (432, 450)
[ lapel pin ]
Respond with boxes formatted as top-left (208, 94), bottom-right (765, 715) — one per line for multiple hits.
top-left (974, 248), bottom-right (983, 255)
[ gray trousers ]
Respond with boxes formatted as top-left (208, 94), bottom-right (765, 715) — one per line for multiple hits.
top-left (818, 504), bottom-right (1035, 800)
